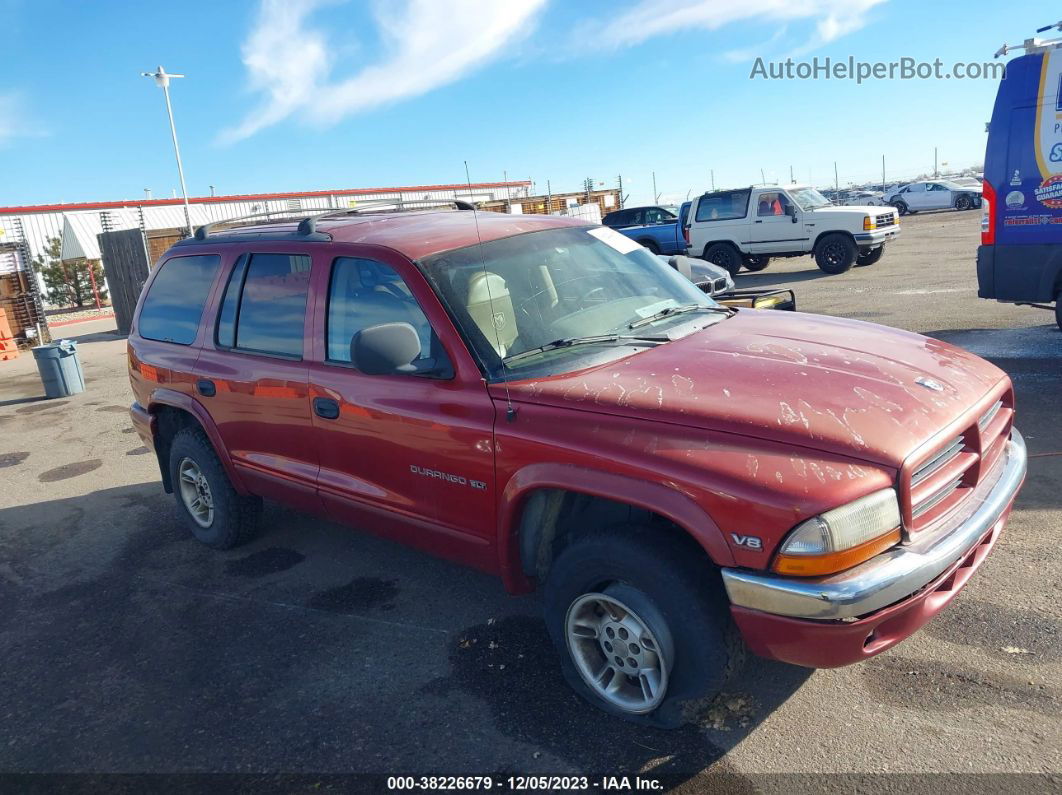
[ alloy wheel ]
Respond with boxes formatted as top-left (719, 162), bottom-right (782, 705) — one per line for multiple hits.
top-left (178, 457), bottom-right (215, 528)
top-left (565, 591), bottom-right (670, 714)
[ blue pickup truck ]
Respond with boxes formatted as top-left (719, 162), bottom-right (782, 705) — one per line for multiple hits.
top-left (602, 204), bottom-right (689, 255)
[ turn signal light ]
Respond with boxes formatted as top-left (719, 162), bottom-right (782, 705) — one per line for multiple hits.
top-left (863, 216), bottom-right (876, 231)
top-left (773, 527), bottom-right (901, 576)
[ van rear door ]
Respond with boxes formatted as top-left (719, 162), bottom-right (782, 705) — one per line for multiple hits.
top-left (978, 45), bottom-right (1062, 304)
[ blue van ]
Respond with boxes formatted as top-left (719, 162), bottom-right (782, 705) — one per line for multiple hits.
top-left (977, 34), bottom-right (1062, 329)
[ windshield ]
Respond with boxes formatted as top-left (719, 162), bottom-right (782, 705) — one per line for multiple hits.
top-left (422, 226), bottom-right (720, 376)
top-left (788, 187), bottom-right (833, 210)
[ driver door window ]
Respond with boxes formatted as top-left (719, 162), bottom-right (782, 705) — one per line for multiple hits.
top-left (325, 257), bottom-right (441, 371)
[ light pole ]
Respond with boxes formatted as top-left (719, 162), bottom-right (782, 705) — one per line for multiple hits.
top-left (141, 66), bottom-right (193, 236)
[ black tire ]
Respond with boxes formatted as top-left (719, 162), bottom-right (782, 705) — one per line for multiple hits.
top-left (703, 242), bottom-right (743, 277)
top-left (641, 240), bottom-right (661, 255)
top-left (955, 195), bottom-right (972, 211)
top-left (743, 255), bottom-right (771, 272)
top-left (891, 200), bottom-right (908, 216)
top-left (544, 524), bottom-right (746, 728)
top-left (168, 426), bottom-right (261, 549)
top-left (814, 233), bottom-right (858, 274)
top-left (856, 246), bottom-right (884, 267)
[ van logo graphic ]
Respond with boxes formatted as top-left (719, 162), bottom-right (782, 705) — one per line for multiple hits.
top-left (1035, 174), bottom-right (1062, 208)
top-left (1051, 143), bottom-right (1062, 163)
top-left (915, 376), bottom-right (944, 392)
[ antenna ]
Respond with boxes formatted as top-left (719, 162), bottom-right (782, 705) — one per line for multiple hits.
top-left (464, 160), bottom-right (516, 422)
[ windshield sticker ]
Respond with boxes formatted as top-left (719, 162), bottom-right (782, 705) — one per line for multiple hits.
top-left (635, 299), bottom-right (680, 318)
top-left (587, 226), bottom-right (642, 254)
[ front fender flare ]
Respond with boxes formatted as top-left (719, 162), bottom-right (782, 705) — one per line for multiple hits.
top-left (498, 463), bottom-right (735, 593)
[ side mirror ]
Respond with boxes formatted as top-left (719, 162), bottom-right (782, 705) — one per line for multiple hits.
top-left (351, 322), bottom-right (421, 375)
top-left (785, 204), bottom-right (798, 222)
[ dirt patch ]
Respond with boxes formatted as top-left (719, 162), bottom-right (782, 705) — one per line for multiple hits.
top-left (224, 547), bottom-right (306, 578)
top-left (0, 452), bottom-right (30, 468)
top-left (16, 401), bottom-right (69, 415)
top-left (38, 459), bottom-right (103, 483)
top-left (919, 598), bottom-right (1061, 662)
top-left (306, 577), bottom-right (399, 613)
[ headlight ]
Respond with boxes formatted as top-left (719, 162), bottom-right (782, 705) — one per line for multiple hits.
top-left (772, 488), bottom-right (902, 577)
top-left (863, 216), bottom-right (876, 230)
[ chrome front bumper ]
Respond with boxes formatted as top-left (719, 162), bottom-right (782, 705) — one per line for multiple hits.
top-left (721, 428), bottom-right (1027, 621)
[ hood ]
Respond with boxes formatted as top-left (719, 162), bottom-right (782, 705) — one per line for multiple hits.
top-left (504, 311), bottom-right (1007, 468)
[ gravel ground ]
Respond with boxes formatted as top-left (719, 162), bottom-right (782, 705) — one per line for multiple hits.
top-left (0, 210), bottom-right (1059, 792)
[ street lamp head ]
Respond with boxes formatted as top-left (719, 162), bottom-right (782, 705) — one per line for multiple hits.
top-left (141, 66), bottom-right (185, 88)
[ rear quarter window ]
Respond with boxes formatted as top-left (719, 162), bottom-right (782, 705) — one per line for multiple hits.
top-left (695, 190), bottom-right (750, 222)
top-left (137, 254), bottom-right (220, 345)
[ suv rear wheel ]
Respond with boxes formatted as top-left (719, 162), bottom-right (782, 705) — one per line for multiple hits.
top-left (955, 195), bottom-right (973, 211)
top-left (815, 233), bottom-right (858, 274)
top-left (704, 243), bottom-right (743, 277)
top-left (169, 427), bottom-right (261, 549)
top-left (544, 524), bottom-right (744, 727)
top-left (891, 200), bottom-right (908, 216)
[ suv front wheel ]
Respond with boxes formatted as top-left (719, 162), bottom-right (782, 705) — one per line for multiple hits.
top-left (814, 233), bottom-right (858, 274)
top-left (544, 524), bottom-right (744, 728)
top-left (703, 243), bottom-right (743, 277)
top-left (169, 426), bottom-right (261, 549)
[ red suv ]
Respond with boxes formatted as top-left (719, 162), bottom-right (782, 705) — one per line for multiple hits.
top-left (128, 203), bottom-right (1026, 727)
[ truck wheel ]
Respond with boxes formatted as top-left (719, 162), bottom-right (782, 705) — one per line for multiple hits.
top-left (704, 243), bottom-right (743, 277)
top-left (169, 427), bottom-right (261, 549)
top-left (642, 240), bottom-right (661, 255)
top-left (815, 233), bottom-right (858, 274)
top-left (544, 524), bottom-right (745, 728)
top-left (891, 201), bottom-right (908, 216)
top-left (955, 195), bottom-right (973, 211)
top-left (743, 255), bottom-right (771, 272)
top-left (856, 246), bottom-right (884, 266)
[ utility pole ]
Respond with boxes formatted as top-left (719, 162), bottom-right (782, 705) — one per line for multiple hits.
top-left (652, 171), bottom-right (659, 204)
top-left (504, 170), bottom-right (511, 213)
top-left (882, 155), bottom-right (886, 192)
top-left (546, 180), bottom-right (552, 215)
top-left (934, 147), bottom-right (938, 178)
top-left (141, 66), bottom-right (193, 236)
top-left (584, 177), bottom-right (594, 203)
top-left (790, 165), bottom-right (794, 184)
top-left (710, 170), bottom-right (715, 191)
top-left (617, 174), bottom-right (624, 209)
top-left (834, 162), bottom-right (839, 191)
top-left (760, 168), bottom-right (766, 186)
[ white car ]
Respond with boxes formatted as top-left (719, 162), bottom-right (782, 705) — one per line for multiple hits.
top-left (884, 180), bottom-right (982, 215)
top-left (841, 190), bottom-right (887, 206)
top-left (685, 184), bottom-right (900, 275)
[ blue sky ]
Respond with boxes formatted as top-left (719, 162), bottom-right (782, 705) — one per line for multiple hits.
top-left (1, 0), bottom-right (1058, 207)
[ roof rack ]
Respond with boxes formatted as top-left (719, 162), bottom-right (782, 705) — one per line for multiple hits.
top-left (191, 198), bottom-right (476, 241)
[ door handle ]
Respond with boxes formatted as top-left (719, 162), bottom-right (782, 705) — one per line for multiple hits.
top-left (754, 219), bottom-right (763, 223)
top-left (197, 379), bottom-right (216, 397)
top-left (313, 397), bottom-right (340, 420)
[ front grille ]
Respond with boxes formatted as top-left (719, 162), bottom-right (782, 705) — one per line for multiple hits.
top-left (875, 213), bottom-right (896, 228)
top-left (901, 386), bottom-right (1014, 532)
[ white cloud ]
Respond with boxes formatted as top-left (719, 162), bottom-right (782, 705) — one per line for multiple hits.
top-left (220, 0), bottom-right (547, 142)
top-left (591, 0), bottom-right (885, 52)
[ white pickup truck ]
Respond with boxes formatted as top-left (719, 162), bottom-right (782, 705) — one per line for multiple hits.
top-left (685, 185), bottom-right (900, 275)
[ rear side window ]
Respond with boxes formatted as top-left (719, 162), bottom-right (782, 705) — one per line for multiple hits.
top-left (695, 189), bottom-right (750, 222)
top-left (216, 253), bottom-right (311, 358)
top-left (138, 255), bottom-right (220, 345)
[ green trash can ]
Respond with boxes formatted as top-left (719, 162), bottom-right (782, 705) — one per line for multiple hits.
top-left (31, 339), bottom-right (86, 399)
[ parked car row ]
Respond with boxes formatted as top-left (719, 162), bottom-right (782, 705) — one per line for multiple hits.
top-left (607, 185), bottom-right (899, 276)
top-left (884, 180), bottom-right (983, 215)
